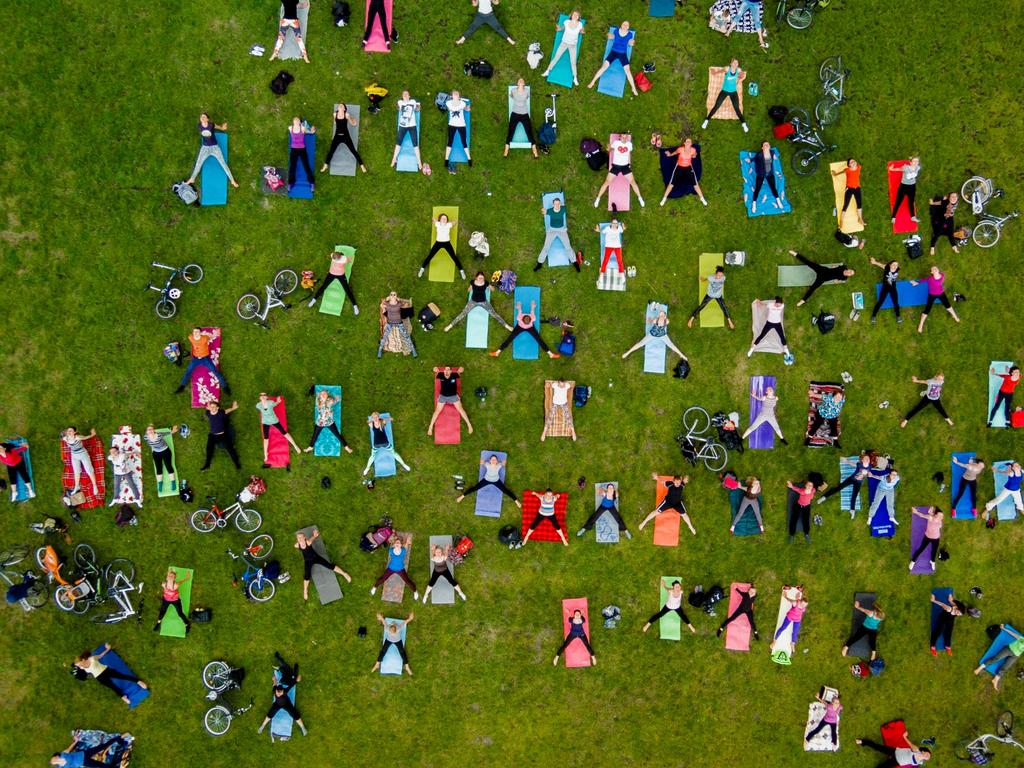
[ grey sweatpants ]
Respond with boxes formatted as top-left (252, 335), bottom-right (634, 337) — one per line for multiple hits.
top-left (461, 11), bottom-right (510, 41)
top-left (190, 144), bottom-right (235, 183)
top-left (537, 228), bottom-right (572, 264)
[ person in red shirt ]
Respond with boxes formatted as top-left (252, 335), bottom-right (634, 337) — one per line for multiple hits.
top-left (831, 158), bottom-right (864, 227)
top-left (0, 442), bottom-right (33, 501)
top-left (989, 364), bottom-right (1020, 427)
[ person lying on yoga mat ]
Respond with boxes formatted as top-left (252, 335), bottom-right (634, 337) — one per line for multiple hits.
top-left (974, 624), bottom-right (1024, 690)
top-left (831, 158), bottom-right (865, 227)
top-left (287, 116), bottom-right (316, 191)
top-left (854, 739), bottom-right (931, 766)
top-left (175, 327), bottom-right (229, 395)
top-left (535, 198), bottom-right (579, 272)
top-left (909, 265), bottom-right (960, 333)
top-left (377, 292), bottom-right (418, 358)
top-left (870, 257), bottom-right (902, 324)
top-left (321, 103), bottom-right (366, 174)
top-left (595, 219), bottom-right (626, 274)
top-left (786, 480), bottom-right (817, 543)
top-left (186, 113), bottom-right (239, 189)
top-left (308, 249), bottom-right (359, 315)
top-left (910, 506), bottom-right (944, 570)
top-left (304, 389), bottom-right (352, 454)
top-left (835, 229), bottom-right (865, 249)
top-left (984, 461), bottom-right (1024, 521)
top-left (420, 213), bottom-right (466, 279)
top-left (364, 412), bottom-right (411, 474)
top-left (642, 579), bottom-right (696, 634)
top-left (595, 133), bottom-right (645, 208)
top-left (62, 427), bottom-right (99, 496)
top-left (774, 587), bottom-right (808, 656)
top-left (724, 0), bottom-right (768, 49)
top-left (731, 477), bottom-right (765, 533)
top-left (522, 489), bottom-right (569, 546)
top-left (391, 92), bottom-right (422, 170)
top-left (444, 91), bottom-right (472, 174)
top-left (639, 474), bottom-right (697, 535)
top-left (747, 297), bottom-right (790, 357)
top-left (456, 453), bottom-right (522, 508)
top-left (742, 386), bottom-right (786, 444)
top-left (689, 266), bottom-right (735, 330)
top-left (703, 60), bottom-right (749, 132)
top-left (842, 600), bottom-right (885, 661)
top-left (541, 379), bottom-right (577, 442)
top-left (257, 681), bottom-right (308, 736)
top-left (577, 483), bottom-right (632, 539)
top-left (928, 191), bottom-right (959, 255)
top-left (804, 692), bottom-right (841, 749)
top-left (866, 468), bottom-right (900, 526)
top-left (541, 10), bottom-right (584, 85)
top-left (270, 0), bottom-right (310, 63)
top-left (107, 445), bottom-right (141, 504)
top-left (202, 400), bottom-right (241, 470)
top-left (587, 21), bottom-right (638, 96)
top-left (819, 451), bottom-right (874, 515)
top-left (372, 612), bottom-right (415, 675)
top-left (296, 529), bottom-right (352, 601)
top-left (930, 592), bottom-right (963, 656)
top-left (789, 251), bottom-right (855, 307)
top-left (900, 373), bottom-right (953, 428)
top-left (989, 364), bottom-right (1020, 427)
top-left (951, 455), bottom-right (985, 515)
top-left (890, 156), bottom-right (921, 223)
top-left (717, 584), bottom-right (759, 640)
top-left (554, 608), bottom-right (596, 665)
top-left (806, 388), bottom-right (845, 447)
top-left (0, 441), bottom-right (33, 501)
top-left (370, 533), bottom-right (418, 599)
top-left (143, 424), bottom-right (178, 492)
top-left (660, 138), bottom-right (707, 207)
top-left (50, 733), bottom-right (132, 768)
top-left (363, 0), bottom-right (394, 49)
top-left (429, 367), bottom-right (473, 436)
top-left (445, 272), bottom-right (514, 332)
top-left (422, 542), bottom-right (467, 603)
top-left (257, 393), bottom-right (302, 467)
top-left (505, 79), bottom-right (538, 158)
top-left (489, 301), bottom-right (560, 358)
top-left (73, 644), bottom-right (148, 705)
top-left (455, 0), bottom-right (515, 45)
top-left (154, 568), bottom-right (191, 634)
top-left (744, 141), bottom-right (785, 213)
top-left (622, 308), bottom-right (687, 361)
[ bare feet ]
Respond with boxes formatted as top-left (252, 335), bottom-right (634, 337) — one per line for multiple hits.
top-left (230, 180), bottom-right (239, 188)
top-left (455, 495), bottom-right (465, 503)
top-left (344, 445), bottom-right (353, 454)
top-left (687, 317), bottom-right (694, 328)
top-left (728, 318), bottom-right (736, 330)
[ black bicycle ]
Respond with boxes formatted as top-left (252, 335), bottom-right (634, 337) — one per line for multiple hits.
top-left (776, 0), bottom-right (832, 30)
top-left (145, 261), bottom-right (204, 320)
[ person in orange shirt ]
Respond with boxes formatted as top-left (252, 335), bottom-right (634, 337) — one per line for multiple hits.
top-left (175, 327), bottom-right (230, 395)
top-left (660, 137), bottom-right (707, 207)
top-left (831, 158), bottom-right (865, 227)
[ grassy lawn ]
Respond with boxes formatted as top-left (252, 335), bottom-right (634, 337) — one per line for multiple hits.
top-left (3, 0), bottom-right (1024, 765)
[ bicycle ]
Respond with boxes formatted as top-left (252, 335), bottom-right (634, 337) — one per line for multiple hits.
top-left (144, 261), bottom-right (204, 320)
top-left (0, 546), bottom-right (48, 610)
top-left (227, 538), bottom-right (277, 603)
top-left (675, 406), bottom-right (729, 472)
top-left (235, 268), bottom-right (298, 328)
top-left (190, 492), bottom-right (263, 534)
top-left (816, 56), bottom-right (850, 126)
top-left (36, 543), bottom-right (139, 620)
top-left (776, 0), bottom-right (831, 30)
top-left (89, 565), bottom-right (144, 625)
top-left (784, 108), bottom-right (838, 176)
top-left (960, 175), bottom-right (1020, 248)
top-left (201, 660), bottom-right (252, 736)
top-left (956, 710), bottom-right (1024, 762)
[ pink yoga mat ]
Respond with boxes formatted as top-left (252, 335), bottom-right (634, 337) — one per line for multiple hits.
top-left (190, 327), bottom-right (222, 408)
top-left (909, 507), bottom-right (936, 574)
top-left (363, 0), bottom-right (393, 52)
top-left (433, 375), bottom-right (461, 445)
top-left (561, 597), bottom-right (592, 668)
top-left (607, 134), bottom-right (631, 212)
top-left (265, 398), bottom-right (291, 468)
top-left (724, 582), bottom-right (752, 651)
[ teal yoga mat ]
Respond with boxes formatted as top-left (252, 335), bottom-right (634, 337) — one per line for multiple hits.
top-left (993, 460), bottom-right (1020, 521)
top-left (649, 0), bottom-right (675, 16)
top-left (200, 132), bottom-right (229, 206)
top-left (447, 98), bottom-right (471, 165)
top-left (370, 414), bottom-right (396, 478)
top-left (511, 286), bottom-right (541, 360)
top-left (380, 618), bottom-right (408, 675)
top-left (7, 436), bottom-right (34, 502)
top-left (596, 27), bottom-right (633, 98)
top-left (545, 15), bottom-right (586, 89)
top-left (507, 86), bottom-right (532, 149)
top-left (313, 385), bottom-right (343, 457)
top-left (270, 668), bottom-right (296, 740)
top-left (465, 286), bottom-right (492, 349)
top-left (540, 192), bottom-right (572, 267)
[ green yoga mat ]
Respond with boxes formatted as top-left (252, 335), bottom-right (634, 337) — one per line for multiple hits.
top-left (659, 576), bottom-right (682, 640)
top-left (428, 206), bottom-right (459, 283)
top-left (319, 246), bottom-right (356, 316)
top-left (153, 428), bottom-right (179, 498)
top-left (698, 253), bottom-right (725, 327)
top-left (160, 567), bottom-right (193, 638)
top-left (777, 264), bottom-right (842, 287)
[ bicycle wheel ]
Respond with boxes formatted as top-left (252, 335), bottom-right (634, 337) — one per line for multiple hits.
top-left (154, 298), bottom-right (177, 320)
top-left (104, 558), bottom-right (135, 585)
top-left (248, 578), bottom-right (276, 603)
top-left (972, 220), bottom-right (1000, 248)
top-left (997, 710), bottom-right (1014, 737)
top-left (73, 543), bottom-right (97, 570)
top-left (274, 268), bottom-right (299, 296)
top-left (792, 148), bottom-right (821, 176)
top-left (954, 738), bottom-right (980, 760)
top-left (682, 406), bottom-right (711, 436)
top-left (815, 97), bottom-right (840, 127)
top-left (35, 547), bottom-right (48, 570)
top-left (703, 442), bottom-right (728, 473)
top-left (234, 509), bottom-right (263, 534)
top-left (961, 176), bottom-right (992, 208)
top-left (25, 581), bottom-right (48, 608)
top-left (202, 660), bottom-right (231, 691)
top-left (787, 7), bottom-right (813, 29)
top-left (235, 294), bottom-right (261, 321)
top-left (181, 263), bottom-right (204, 284)
top-left (246, 534), bottom-right (274, 561)
top-left (775, 0), bottom-right (788, 26)
top-left (819, 56), bottom-right (842, 81)
top-left (0, 545), bottom-right (28, 566)
top-left (190, 509), bottom-right (217, 533)
top-left (784, 108), bottom-right (811, 128)
top-left (204, 705), bottom-right (232, 736)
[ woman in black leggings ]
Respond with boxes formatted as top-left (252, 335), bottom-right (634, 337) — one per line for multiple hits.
top-left (831, 158), bottom-right (864, 226)
top-left (372, 612), bottom-right (414, 675)
top-left (422, 542), bottom-right (467, 602)
top-left (489, 301), bottom-right (560, 359)
top-left (746, 141), bottom-right (783, 214)
top-left (717, 585), bottom-right (759, 640)
top-left (505, 78), bottom-right (538, 157)
top-left (257, 683), bottom-right (307, 736)
top-left (577, 483), bottom-right (631, 538)
top-left (869, 258), bottom-right (901, 323)
top-left (321, 104), bottom-right (366, 174)
top-left (456, 453), bottom-right (522, 507)
top-left (951, 456), bottom-right (985, 512)
top-left (929, 592), bottom-right (963, 656)
top-left (841, 600), bottom-right (884, 661)
top-left (854, 739), bottom-right (931, 767)
top-left (554, 609), bottom-right (596, 665)
top-left (788, 250), bottom-right (854, 306)
top-left (362, 0), bottom-right (392, 48)
top-left (420, 213), bottom-right (465, 278)
top-left (73, 645), bottom-right (148, 704)
top-left (295, 529), bottom-right (352, 601)
top-left (928, 192), bottom-right (959, 255)
top-left (819, 452), bottom-right (873, 516)
top-left (642, 579), bottom-right (696, 634)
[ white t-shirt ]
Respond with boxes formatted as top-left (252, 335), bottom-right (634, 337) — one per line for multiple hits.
top-left (766, 303), bottom-right (784, 323)
top-left (893, 748), bottom-right (923, 766)
top-left (603, 225), bottom-right (622, 248)
top-left (665, 590), bottom-right (682, 609)
top-left (552, 382), bottom-right (570, 406)
top-left (610, 139), bottom-right (632, 167)
top-left (397, 99), bottom-right (418, 128)
top-left (434, 220), bottom-right (453, 242)
top-left (446, 98), bottom-right (467, 127)
top-left (562, 18), bottom-right (582, 45)
top-left (477, 0), bottom-right (494, 14)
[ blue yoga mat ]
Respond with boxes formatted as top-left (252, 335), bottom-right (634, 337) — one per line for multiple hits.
top-left (395, 108), bottom-right (420, 173)
top-left (370, 413), bottom-right (396, 478)
top-left (980, 624), bottom-right (1021, 675)
top-left (270, 668), bottom-right (295, 740)
top-left (643, 302), bottom-right (668, 374)
top-left (597, 27), bottom-right (633, 98)
top-left (930, 588), bottom-right (954, 652)
top-left (380, 619), bottom-right (408, 675)
top-left (873, 280), bottom-right (929, 310)
top-left (988, 361), bottom-right (1013, 428)
top-left (288, 134), bottom-right (316, 199)
top-left (7, 436), bottom-right (33, 502)
top-left (950, 451), bottom-right (977, 519)
top-left (200, 132), bottom-right (229, 206)
top-left (448, 99), bottom-right (471, 165)
top-left (546, 15), bottom-right (586, 89)
top-left (540, 192), bottom-right (572, 267)
top-left (993, 460), bottom-right (1019, 521)
top-left (649, 0), bottom-right (676, 16)
top-left (868, 474), bottom-right (895, 538)
top-left (740, 150), bottom-right (791, 217)
top-left (659, 145), bottom-right (702, 198)
top-left (92, 645), bottom-right (149, 709)
top-left (838, 456), bottom-right (862, 512)
top-left (474, 450), bottom-right (508, 517)
top-left (313, 385), bottom-right (342, 457)
top-left (465, 286), bottom-right (492, 349)
top-left (511, 286), bottom-right (541, 360)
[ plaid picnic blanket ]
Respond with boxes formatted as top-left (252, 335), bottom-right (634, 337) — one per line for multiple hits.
top-left (67, 730), bottom-right (134, 767)
top-left (61, 435), bottom-right (106, 509)
top-left (520, 491), bottom-right (569, 542)
top-left (805, 381), bottom-right (845, 446)
top-left (706, 67), bottom-right (744, 120)
top-left (543, 380), bottom-right (576, 437)
top-left (709, 0), bottom-right (760, 34)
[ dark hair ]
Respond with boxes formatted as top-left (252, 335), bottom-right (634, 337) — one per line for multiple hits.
top-left (773, 295), bottom-right (783, 304)
top-left (77, 651), bottom-right (91, 662)
top-left (1012, 366), bottom-right (1021, 375)
top-left (273, 685), bottom-right (286, 695)
top-left (671, 580), bottom-right (681, 587)
top-left (672, 475), bottom-right (682, 482)
top-left (544, 487), bottom-right (553, 493)
top-left (475, 271), bottom-right (487, 280)
top-left (715, 266), bottom-right (724, 274)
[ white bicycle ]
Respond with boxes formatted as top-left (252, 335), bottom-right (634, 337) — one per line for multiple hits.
top-left (235, 269), bottom-right (298, 328)
top-left (960, 175), bottom-right (1019, 248)
top-left (956, 710), bottom-right (1024, 762)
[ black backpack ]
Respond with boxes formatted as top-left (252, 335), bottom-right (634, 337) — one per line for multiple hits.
top-left (904, 234), bottom-right (923, 260)
top-left (768, 105), bottom-right (789, 126)
top-left (833, 229), bottom-right (855, 246)
top-left (331, 0), bottom-right (351, 25)
top-left (270, 70), bottom-right (295, 95)
top-left (178, 479), bottom-right (194, 504)
top-left (191, 606), bottom-right (213, 623)
top-left (812, 310), bottom-right (836, 334)
top-left (464, 60), bottom-right (494, 79)
top-left (498, 525), bottom-right (521, 547)
top-left (673, 359), bottom-right (691, 379)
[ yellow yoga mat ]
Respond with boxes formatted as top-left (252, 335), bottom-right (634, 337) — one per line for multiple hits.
top-left (428, 206), bottom-right (459, 283)
top-left (698, 253), bottom-right (725, 328)
top-left (830, 162), bottom-right (864, 234)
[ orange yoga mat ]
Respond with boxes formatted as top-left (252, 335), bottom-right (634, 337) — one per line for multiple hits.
top-left (652, 475), bottom-right (681, 547)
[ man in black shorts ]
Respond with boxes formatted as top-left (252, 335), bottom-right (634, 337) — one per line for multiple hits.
top-left (638, 474), bottom-right (697, 535)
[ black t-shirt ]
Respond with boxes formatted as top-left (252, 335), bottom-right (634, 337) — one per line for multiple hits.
top-left (437, 373), bottom-right (459, 397)
top-left (371, 425), bottom-right (389, 447)
top-left (282, 0), bottom-right (300, 19)
top-left (470, 282), bottom-right (488, 302)
top-left (207, 410), bottom-right (228, 434)
top-left (664, 482), bottom-right (684, 506)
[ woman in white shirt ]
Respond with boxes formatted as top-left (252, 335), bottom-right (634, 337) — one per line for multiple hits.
top-left (419, 214), bottom-right (465, 279)
top-left (541, 379), bottom-right (576, 442)
top-left (391, 91), bottom-right (422, 170)
top-left (595, 219), bottom-right (625, 274)
top-left (747, 297), bottom-right (790, 357)
top-left (444, 91), bottom-right (472, 172)
top-left (541, 10), bottom-right (584, 85)
top-left (594, 134), bottom-right (645, 208)
top-left (455, 0), bottom-right (515, 46)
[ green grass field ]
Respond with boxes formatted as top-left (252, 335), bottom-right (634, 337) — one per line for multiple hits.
top-left (3, 0), bottom-right (1024, 765)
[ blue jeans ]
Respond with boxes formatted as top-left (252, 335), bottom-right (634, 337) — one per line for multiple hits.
top-left (179, 356), bottom-right (226, 388)
top-left (735, 0), bottom-right (763, 30)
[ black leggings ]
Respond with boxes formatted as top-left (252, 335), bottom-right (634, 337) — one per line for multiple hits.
top-left (152, 448), bottom-right (173, 475)
top-left (555, 630), bottom-right (594, 657)
top-left (363, 0), bottom-right (390, 41)
top-left (157, 598), bottom-right (189, 626)
top-left (447, 125), bottom-right (468, 150)
top-left (262, 422), bottom-right (287, 439)
top-left (719, 603), bottom-right (757, 634)
top-left (807, 414), bottom-right (839, 441)
top-left (795, 253), bottom-right (843, 303)
top-left (527, 511), bottom-right (561, 532)
top-left (647, 604), bottom-right (692, 626)
top-left (990, 391), bottom-right (1013, 423)
top-left (788, 501), bottom-right (810, 535)
top-left (822, 473), bottom-right (863, 502)
top-left (705, 89), bottom-right (744, 122)
top-left (752, 172), bottom-right (780, 201)
top-left (203, 432), bottom-right (240, 469)
top-left (844, 625), bottom-right (878, 652)
top-left (428, 567), bottom-right (458, 587)
top-left (690, 294), bottom-right (732, 321)
top-left (805, 719), bottom-right (838, 745)
top-left (75, 737), bottom-right (125, 768)
top-left (952, 478), bottom-right (976, 509)
top-left (302, 551), bottom-right (336, 580)
top-left (5, 461), bottom-right (30, 487)
top-left (930, 612), bottom-right (955, 648)
top-left (461, 477), bottom-right (518, 501)
top-left (842, 186), bottom-right (862, 211)
top-left (930, 218), bottom-right (955, 247)
top-left (95, 667), bottom-right (140, 696)
top-left (857, 738), bottom-right (904, 767)
top-left (378, 638), bottom-right (408, 663)
top-left (872, 282), bottom-right (901, 319)
top-left (753, 321), bottom-right (786, 347)
top-left (498, 325), bottom-right (551, 353)
top-left (313, 273), bottom-right (357, 305)
top-left (911, 535), bottom-right (940, 563)
top-left (506, 112), bottom-right (535, 145)
top-left (581, 503), bottom-right (629, 532)
top-left (325, 130), bottom-right (363, 167)
top-left (891, 182), bottom-right (916, 218)
top-left (904, 396), bottom-right (948, 422)
top-left (288, 147), bottom-right (314, 186)
top-left (266, 691), bottom-right (301, 721)
top-left (309, 422), bottom-right (348, 450)
top-left (923, 292), bottom-right (951, 314)
top-left (422, 241), bottom-right (464, 272)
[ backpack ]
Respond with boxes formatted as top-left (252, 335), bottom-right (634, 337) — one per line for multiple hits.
top-left (464, 60), bottom-right (494, 79)
top-left (434, 92), bottom-right (450, 112)
top-left (635, 71), bottom-right (653, 92)
top-left (498, 525), bottom-right (521, 547)
top-left (868, 658), bottom-right (886, 676)
top-left (331, 0), bottom-right (351, 25)
top-left (263, 166), bottom-right (285, 191)
top-left (114, 505), bottom-right (137, 527)
top-left (262, 561), bottom-right (281, 580)
top-left (191, 606), bottom-right (213, 623)
top-left (270, 70), bottom-right (294, 95)
top-left (178, 479), bottom-right (194, 504)
top-left (172, 181), bottom-right (199, 206)
top-left (360, 525), bottom-right (393, 552)
top-left (812, 310), bottom-right (836, 334)
top-left (834, 229), bottom-right (855, 246)
top-left (538, 122), bottom-right (556, 146)
top-left (558, 327), bottom-right (576, 356)
top-left (673, 359), bottom-right (691, 379)
top-left (904, 234), bottom-right (922, 260)
top-left (573, 385), bottom-right (590, 408)
top-left (497, 269), bottom-right (517, 295)
top-left (720, 471), bottom-right (739, 490)
top-left (579, 138), bottom-right (601, 155)
top-left (768, 105), bottom-right (789, 126)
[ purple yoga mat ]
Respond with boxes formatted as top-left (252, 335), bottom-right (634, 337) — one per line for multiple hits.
top-left (748, 375), bottom-right (777, 449)
top-left (909, 507), bottom-right (936, 574)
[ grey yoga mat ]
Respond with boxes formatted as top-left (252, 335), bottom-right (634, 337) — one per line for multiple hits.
top-left (847, 591), bottom-right (876, 658)
top-left (329, 104), bottom-right (361, 176)
top-left (276, 3), bottom-right (309, 61)
top-left (427, 535), bottom-right (456, 605)
top-left (297, 525), bottom-right (343, 605)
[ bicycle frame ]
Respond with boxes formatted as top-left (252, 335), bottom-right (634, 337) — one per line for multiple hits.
top-left (98, 572), bottom-right (144, 622)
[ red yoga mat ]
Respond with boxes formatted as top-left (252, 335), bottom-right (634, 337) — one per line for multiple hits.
top-left (724, 582), bottom-right (752, 651)
top-left (652, 476), bottom-right (680, 547)
top-left (433, 375), bottom-right (461, 445)
top-left (264, 397), bottom-right (291, 468)
top-left (520, 490), bottom-right (568, 542)
top-left (363, 0), bottom-right (393, 53)
top-left (888, 161), bottom-right (918, 234)
top-left (60, 435), bottom-right (106, 509)
top-left (881, 719), bottom-right (910, 748)
top-left (561, 597), bottom-right (592, 668)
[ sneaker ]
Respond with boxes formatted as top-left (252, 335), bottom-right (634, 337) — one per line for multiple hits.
top-left (908, 561), bottom-right (915, 571)
top-left (152, 623), bottom-right (160, 632)
top-left (417, 267), bottom-right (425, 277)
top-left (742, 122), bottom-right (749, 133)
top-left (413, 591), bottom-right (420, 601)
top-left (576, 528), bottom-right (586, 537)
top-left (700, 197), bottom-right (708, 206)
top-left (369, 587), bottom-right (377, 596)
top-left (594, 197), bottom-right (601, 208)
top-left (780, 437), bottom-right (788, 445)
top-left (870, 317), bottom-right (876, 324)
top-left (896, 317), bottom-right (903, 324)
top-left (849, 510), bottom-right (856, 520)
top-left (930, 646), bottom-right (937, 657)
top-left (804, 534), bottom-right (811, 543)
top-left (891, 518), bottom-right (900, 526)
top-left (660, 198), bottom-right (667, 207)
top-left (716, 627), bottom-right (723, 637)
top-left (753, 630), bottom-right (760, 641)
top-left (624, 530), bottom-right (632, 540)
top-left (352, 305), bottom-right (360, 316)
top-left (930, 561), bottom-right (936, 569)
top-left (701, 119), bottom-right (708, 129)
top-left (946, 647), bottom-right (953, 657)
top-left (911, 216), bottom-right (919, 223)
top-left (638, 196), bottom-right (645, 208)
top-left (307, 296), bottom-right (317, 307)
top-left (533, 262), bottom-right (543, 272)
top-left (459, 270), bottom-right (466, 280)
top-left (746, 348), bottom-right (754, 358)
